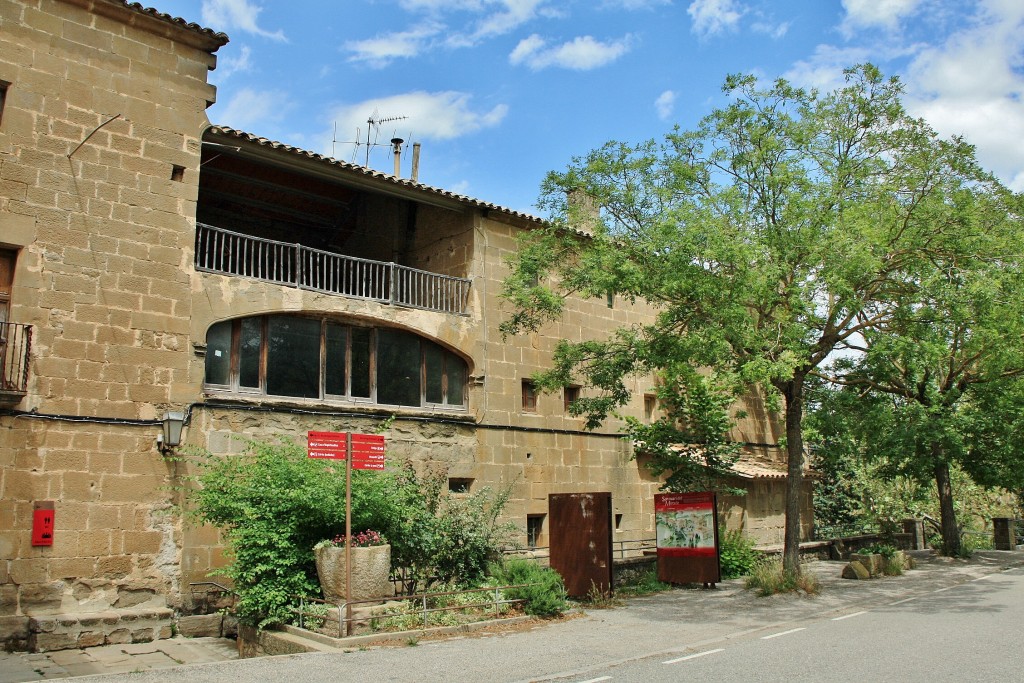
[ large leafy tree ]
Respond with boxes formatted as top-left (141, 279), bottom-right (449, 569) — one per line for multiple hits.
top-left (818, 194), bottom-right (1024, 554)
top-left (501, 65), bottom-right (998, 573)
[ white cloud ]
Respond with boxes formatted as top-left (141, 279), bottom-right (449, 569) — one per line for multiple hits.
top-left (901, 1), bottom-right (1024, 190)
top-left (839, 0), bottom-right (922, 35)
top-left (509, 34), bottom-right (633, 70)
top-left (325, 91), bottom-right (509, 161)
top-left (215, 45), bottom-right (252, 80)
top-left (687, 0), bottom-right (745, 38)
top-left (344, 24), bottom-right (443, 68)
top-left (752, 20), bottom-right (790, 39)
top-left (443, 0), bottom-right (549, 48)
top-left (201, 0), bottom-right (286, 41)
top-left (783, 45), bottom-right (873, 91)
top-left (600, 0), bottom-right (671, 8)
top-left (655, 90), bottom-right (676, 120)
top-left (214, 87), bottom-right (291, 133)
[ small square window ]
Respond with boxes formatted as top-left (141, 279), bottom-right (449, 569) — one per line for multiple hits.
top-left (522, 380), bottom-right (538, 412)
top-left (448, 478), bottom-right (473, 493)
top-left (563, 385), bottom-right (580, 412)
top-left (0, 81), bottom-right (9, 127)
top-left (527, 514), bottom-right (545, 549)
top-left (171, 164), bottom-right (185, 182)
top-left (643, 394), bottom-right (657, 423)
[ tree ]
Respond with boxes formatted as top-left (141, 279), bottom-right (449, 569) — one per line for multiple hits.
top-left (501, 65), bottom-right (996, 574)
top-left (624, 365), bottom-right (745, 495)
top-left (819, 197), bottom-right (1024, 554)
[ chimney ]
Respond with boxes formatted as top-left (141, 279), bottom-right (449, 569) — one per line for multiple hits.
top-left (411, 142), bottom-right (421, 182)
top-left (391, 137), bottom-right (404, 177)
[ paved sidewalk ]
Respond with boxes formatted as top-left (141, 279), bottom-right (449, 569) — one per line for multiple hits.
top-left (0, 637), bottom-right (237, 682)
top-left (2, 549), bottom-right (1021, 682)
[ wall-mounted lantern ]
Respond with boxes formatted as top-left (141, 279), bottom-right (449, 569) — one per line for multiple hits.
top-left (159, 411), bottom-right (185, 454)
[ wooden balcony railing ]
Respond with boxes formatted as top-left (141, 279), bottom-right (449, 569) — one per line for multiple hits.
top-left (0, 321), bottom-right (32, 397)
top-left (195, 223), bottom-right (471, 315)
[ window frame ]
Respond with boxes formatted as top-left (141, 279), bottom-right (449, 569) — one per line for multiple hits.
top-left (522, 379), bottom-right (538, 413)
top-left (563, 385), bottom-right (581, 413)
top-left (204, 314), bottom-right (467, 410)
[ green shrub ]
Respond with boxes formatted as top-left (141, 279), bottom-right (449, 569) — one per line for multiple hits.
top-left (719, 530), bottom-right (761, 579)
top-left (616, 568), bottom-right (672, 596)
top-left (187, 439), bottom-right (516, 628)
top-left (187, 439), bottom-right (396, 628)
top-left (487, 559), bottom-right (568, 617)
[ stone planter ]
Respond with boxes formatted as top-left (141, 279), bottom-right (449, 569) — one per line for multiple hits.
top-left (314, 544), bottom-right (393, 603)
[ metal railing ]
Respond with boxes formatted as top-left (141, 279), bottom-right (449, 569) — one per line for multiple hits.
top-left (0, 322), bottom-right (32, 394)
top-left (292, 583), bottom-right (531, 639)
top-left (195, 223), bottom-right (471, 315)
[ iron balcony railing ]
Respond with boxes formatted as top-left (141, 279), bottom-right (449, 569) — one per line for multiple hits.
top-left (194, 223), bottom-right (471, 315)
top-left (0, 321), bottom-right (32, 395)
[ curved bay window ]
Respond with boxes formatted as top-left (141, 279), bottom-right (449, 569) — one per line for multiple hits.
top-left (204, 315), bottom-right (467, 409)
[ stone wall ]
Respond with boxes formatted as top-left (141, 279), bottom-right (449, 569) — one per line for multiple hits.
top-left (0, 0), bottom-right (224, 648)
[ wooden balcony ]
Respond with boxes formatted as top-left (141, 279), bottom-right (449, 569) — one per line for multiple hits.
top-left (194, 223), bottom-right (471, 315)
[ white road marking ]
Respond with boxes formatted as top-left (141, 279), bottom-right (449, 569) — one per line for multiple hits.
top-left (663, 648), bottom-right (725, 664)
top-left (761, 627), bottom-right (806, 640)
top-left (578, 677), bottom-right (613, 683)
top-left (831, 611), bottom-right (867, 621)
top-left (891, 597), bottom-right (917, 605)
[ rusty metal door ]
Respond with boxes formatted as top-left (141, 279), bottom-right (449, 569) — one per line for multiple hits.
top-left (548, 492), bottom-right (613, 598)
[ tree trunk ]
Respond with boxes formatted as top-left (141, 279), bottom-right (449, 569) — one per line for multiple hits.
top-left (933, 456), bottom-right (961, 556)
top-left (780, 376), bottom-right (806, 575)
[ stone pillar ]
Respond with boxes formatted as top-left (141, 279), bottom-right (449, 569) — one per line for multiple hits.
top-left (902, 519), bottom-right (926, 550)
top-left (992, 518), bottom-right (1015, 551)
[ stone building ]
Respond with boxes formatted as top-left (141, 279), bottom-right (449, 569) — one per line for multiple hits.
top-left (0, 0), bottom-right (811, 652)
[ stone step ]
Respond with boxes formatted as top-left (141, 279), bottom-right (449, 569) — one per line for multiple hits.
top-left (27, 607), bottom-right (174, 653)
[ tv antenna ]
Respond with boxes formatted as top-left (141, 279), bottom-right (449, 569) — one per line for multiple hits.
top-left (332, 110), bottom-right (409, 168)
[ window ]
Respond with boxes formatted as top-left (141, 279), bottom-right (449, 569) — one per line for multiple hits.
top-left (171, 164), bottom-right (185, 182)
top-left (563, 385), bottom-right (580, 413)
top-left (204, 314), bottom-right (467, 409)
top-left (448, 478), bottom-right (473, 494)
top-left (643, 394), bottom-right (657, 423)
top-left (0, 81), bottom-right (8, 128)
top-left (0, 249), bottom-right (14, 326)
top-left (526, 515), bottom-right (545, 549)
top-left (606, 292), bottom-right (614, 308)
top-left (522, 380), bottom-right (537, 412)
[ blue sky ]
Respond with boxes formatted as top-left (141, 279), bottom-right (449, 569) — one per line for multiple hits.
top-left (165, 0), bottom-right (1024, 215)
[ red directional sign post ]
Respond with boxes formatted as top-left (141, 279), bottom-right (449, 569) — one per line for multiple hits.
top-left (307, 431), bottom-right (348, 460)
top-left (307, 430), bottom-right (387, 634)
top-left (351, 433), bottom-right (386, 470)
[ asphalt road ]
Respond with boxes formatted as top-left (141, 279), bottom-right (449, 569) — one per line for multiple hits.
top-left (66, 551), bottom-right (1024, 683)
top-left (555, 567), bottom-right (1024, 683)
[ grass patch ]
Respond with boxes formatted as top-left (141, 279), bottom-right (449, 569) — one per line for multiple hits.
top-left (616, 568), bottom-right (672, 597)
top-left (745, 557), bottom-right (821, 596)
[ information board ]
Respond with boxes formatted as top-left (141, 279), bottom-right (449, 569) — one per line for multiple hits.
top-left (655, 491), bottom-right (721, 585)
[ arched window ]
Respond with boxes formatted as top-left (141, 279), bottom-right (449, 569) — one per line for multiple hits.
top-left (204, 315), bottom-right (467, 409)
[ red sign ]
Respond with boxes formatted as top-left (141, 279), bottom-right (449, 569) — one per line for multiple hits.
top-left (350, 433), bottom-right (386, 470)
top-left (32, 506), bottom-right (55, 546)
top-left (307, 431), bottom-right (347, 460)
top-left (655, 492), bottom-right (717, 558)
